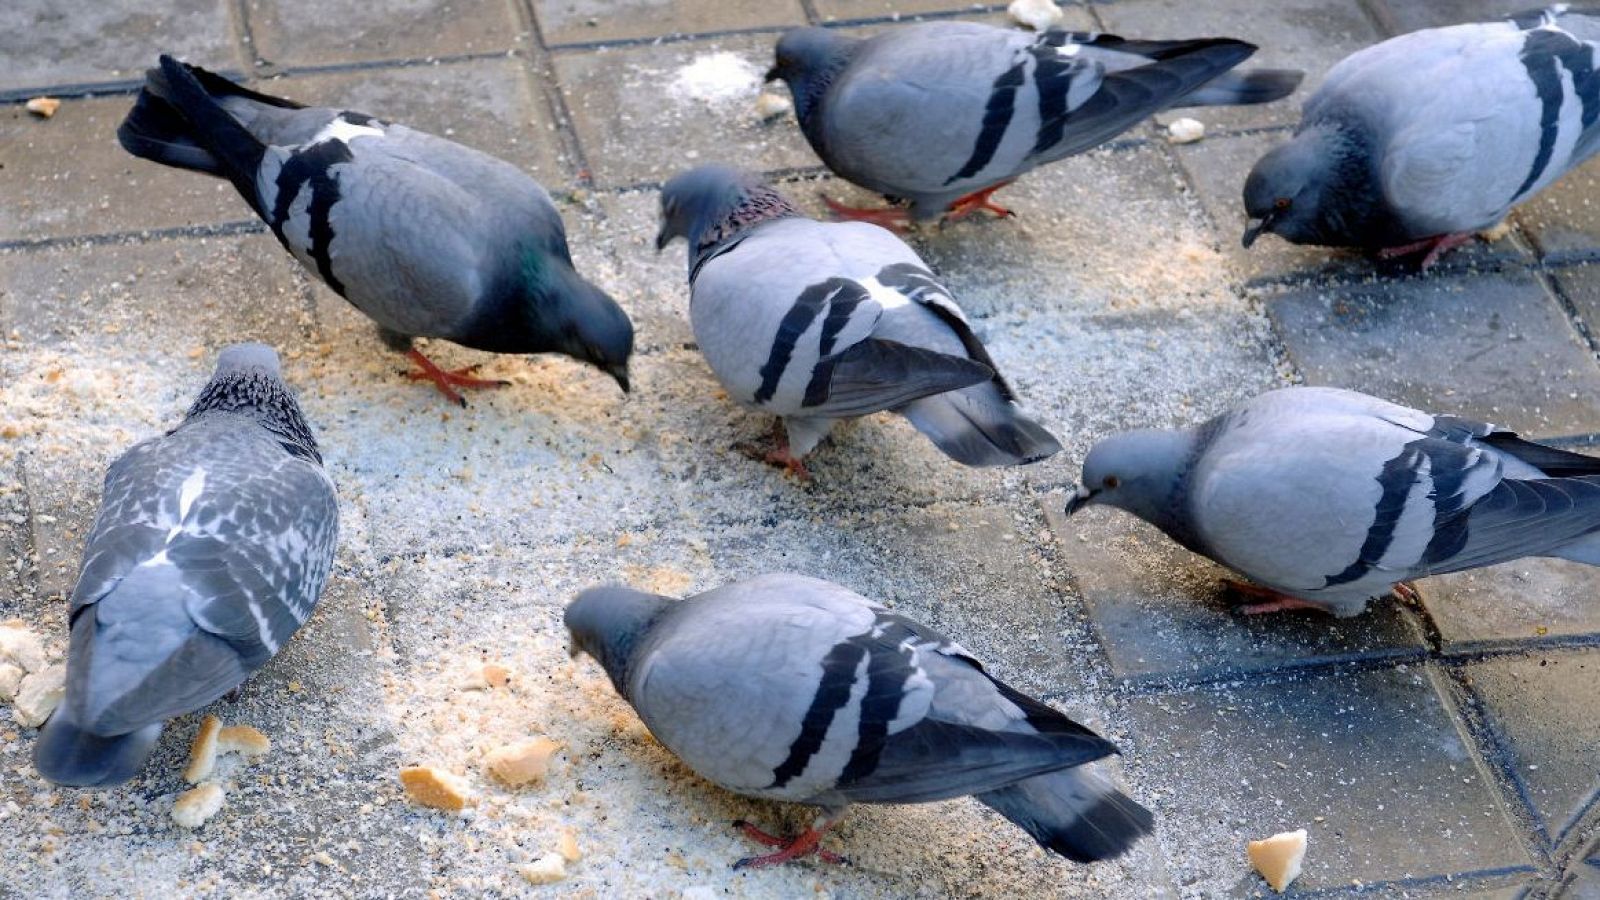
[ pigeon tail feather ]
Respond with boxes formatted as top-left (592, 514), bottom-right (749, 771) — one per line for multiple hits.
top-left (900, 383), bottom-right (1061, 466)
top-left (33, 706), bottom-right (162, 788)
top-left (1176, 67), bottom-right (1304, 107)
top-left (975, 768), bottom-right (1153, 863)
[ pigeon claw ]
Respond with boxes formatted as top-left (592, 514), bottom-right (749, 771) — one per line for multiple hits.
top-left (1223, 578), bottom-right (1327, 616)
top-left (402, 349), bottom-right (512, 407)
top-left (942, 181), bottom-right (1016, 222)
top-left (820, 194), bottom-right (912, 232)
top-left (1390, 581), bottom-right (1422, 606)
top-left (731, 820), bottom-right (846, 869)
top-left (1376, 232), bottom-right (1475, 271)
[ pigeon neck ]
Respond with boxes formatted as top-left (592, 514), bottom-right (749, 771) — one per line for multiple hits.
top-left (689, 186), bottom-right (800, 278)
top-left (789, 51), bottom-right (853, 148)
top-left (186, 371), bottom-right (321, 464)
top-left (1302, 119), bottom-right (1392, 242)
top-left (1101, 428), bottom-right (1205, 549)
top-left (568, 588), bottom-right (673, 697)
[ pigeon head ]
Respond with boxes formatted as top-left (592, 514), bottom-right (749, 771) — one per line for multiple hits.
top-left (547, 273), bottom-right (635, 394)
top-left (565, 585), bottom-right (673, 696)
top-left (477, 253), bottom-right (635, 393)
top-left (1243, 122), bottom-right (1375, 248)
top-left (1067, 429), bottom-right (1195, 528)
top-left (187, 343), bottom-right (321, 463)
top-left (656, 165), bottom-right (798, 274)
top-left (768, 27), bottom-right (858, 128)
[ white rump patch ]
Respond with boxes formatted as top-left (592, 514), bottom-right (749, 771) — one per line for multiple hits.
top-left (1055, 43), bottom-right (1082, 57)
top-left (311, 116), bottom-right (384, 146)
top-left (857, 276), bottom-right (912, 311)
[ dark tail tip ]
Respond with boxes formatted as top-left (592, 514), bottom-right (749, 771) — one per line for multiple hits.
top-left (1045, 789), bottom-right (1156, 863)
top-left (32, 709), bottom-right (161, 788)
top-left (1179, 67), bottom-right (1305, 108)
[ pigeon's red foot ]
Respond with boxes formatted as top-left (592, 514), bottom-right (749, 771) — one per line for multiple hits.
top-left (820, 194), bottom-right (912, 231)
top-left (1376, 232), bottom-right (1475, 271)
top-left (403, 348), bottom-right (511, 407)
top-left (735, 422), bottom-right (813, 481)
top-left (1390, 581), bottom-right (1422, 605)
top-left (1223, 578), bottom-right (1327, 616)
top-left (732, 819), bottom-right (846, 868)
top-left (943, 181), bottom-right (1016, 222)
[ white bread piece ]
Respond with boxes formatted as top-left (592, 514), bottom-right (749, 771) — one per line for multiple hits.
top-left (12, 664), bottom-right (65, 728)
top-left (0, 623), bottom-right (46, 673)
top-left (218, 724), bottom-right (271, 759)
top-left (1248, 829), bottom-right (1308, 892)
top-left (484, 737), bottom-right (560, 788)
top-left (517, 853), bottom-right (568, 885)
top-left (184, 715), bottom-right (224, 783)
top-left (0, 663), bottom-right (24, 703)
top-left (400, 766), bottom-right (474, 811)
top-left (172, 783), bottom-right (226, 829)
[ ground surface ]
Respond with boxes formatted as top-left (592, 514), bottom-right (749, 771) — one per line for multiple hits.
top-left (2, 0), bottom-right (1599, 897)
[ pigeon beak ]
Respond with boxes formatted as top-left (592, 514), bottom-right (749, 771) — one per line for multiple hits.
top-left (764, 66), bottom-right (780, 83)
top-left (1064, 485), bottom-right (1096, 517)
top-left (567, 639), bottom-right (581, 660)
top-left (606, 363), bottom-right (631, 394)
top-left (654, 221), bottom-right (673, 253)
top-left (1242, 214), bottom-right (1273, 248)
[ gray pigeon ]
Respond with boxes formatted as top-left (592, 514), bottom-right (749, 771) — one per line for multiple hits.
top-left (565, 573), bottom-right (1152, 867)
top-left (655, 165), bottom-right (1061, 476)
top-left (767, 23), bottom-right (1301, 224)
top-left (33, 344), bottom-right (338, 786)
top-left (1067, 386), bottom-right (1600, 617)
top-left (118, 56), bottom-right (633, 405)
top-left (1244, 7), bottom-right (1600, 269)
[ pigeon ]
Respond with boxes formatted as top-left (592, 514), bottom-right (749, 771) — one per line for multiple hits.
top-left (117, 55), bottom-right (633, 405)
top-left (655, 165), bottom-right (1061, 476)
top-left (1067, 385), bottom-right (1600, 617)
top-left (766, 23), bottom-right (1302, 225)
top-left (33, 344), bottom-right (338, 786)
top-left (1243, 7), bottom-right (1600, 269)
top-left (565, 573), bottom-right (1153, 867)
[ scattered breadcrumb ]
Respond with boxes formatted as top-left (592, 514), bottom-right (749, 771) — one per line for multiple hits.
top-left (185, 715), bottom-right (224, 784)
top-left (517, 853), bottom-right (568, 885)
top-left (25, 97), bottom-right (61, 119)
top-left (1008, 0), bottom-right (1064, 31)
top-left (670, 52), bottom-right (762, 106)
top-left (0, 622), bottom-right (47, 673)
top-left (399, 766), bottom-right (474, 811)
top-left (1248, 828), bottom-right (1308, 892)
top-left (217, 724), bottom-right (271, 758)
top-left (481, 663), bottom-right (511, 689)
top-left (12, 664), bottom-right (65, 728)
top-left (0, 663), bottom-right (23, 703)
top-left (483, 737), bottom-right (561, 788)
top-left (1479, 220), bottom-right (1514, 242)
top-left (1166, 118), bottom-right (1207, 144)
top-left (755, 91), bottom-right (793, 121)
top-left (171, 783), bottom-right (226, 829)
top-left (556, 829), bottom-right (581, 863)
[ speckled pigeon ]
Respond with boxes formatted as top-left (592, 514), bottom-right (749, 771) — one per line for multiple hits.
top-left (1067, 386), bottom-right (1600, 617)
top-left (655, 165), bottom-right (1061, 476)
top-left (565, 573), bottom-right (1153, 867)
top-left (766, 23), bottom-right (1301, 224)
top-left (118, 55), bottom-right (632, 405)
top-left (33, 345), bottom-right (338, 786)
top-left (1244, 7), bottom-right (1600, 269)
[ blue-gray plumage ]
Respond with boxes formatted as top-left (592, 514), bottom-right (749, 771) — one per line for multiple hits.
top-left (1067, 386), bottom-right (1600, 617)
top-left (1243, 7), bottom-right (1600, 268)
top-left (656, 165), bottom-right (1061, 475)
top-left (767, 23), bottom-right (1301, 223)
top-left (33, 345), bottom-right (338, 786)
top-left (117, 55), bottom-right (633, 405)
top-left (565, 574), bottom-right (1152, 867)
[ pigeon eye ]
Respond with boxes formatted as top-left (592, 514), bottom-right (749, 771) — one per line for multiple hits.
top-left (1102, 475), bottom-right (1120, 489)
top-left (1273, 198), bottom-right (1291, 211)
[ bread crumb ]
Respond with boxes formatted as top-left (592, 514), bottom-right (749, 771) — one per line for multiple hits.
top-left (1166, 118), bottom-right (1206, 144)
top-left (1248, 828), bottom-right (1307, 892)
top-left (12, 664), bottom-right (65, 728)
top-left (517, 853), bottom-right (567, 885)
top-left (217, 724), bottom-right (271, 759)
top-left (185, 716), bottom-right (224, 784)
top-left (1478, 220), bottom-right (1513, 242)
top-left (484, 737), bottom-right (561, 788)
top-left (481, 663), bottom-right (511, 689)
top-left (754, 91), bottom-right (792, 121)
top-left (0, 623), bottom-right (47, 673)
top-left (171, 783), bottom-right (225, 829)
top-left (400, 766), bottom-right (474, 811)
top-left (0, 663), bottom-right (24, 703)
top-left (1008, 0), bottom-right (1063, 30)
top-left (556, 829), bottom-right (581, 863)
top-left (309, 851), bottom-right (337, 868)
top-left (25, 97), bottom-right (61, 119)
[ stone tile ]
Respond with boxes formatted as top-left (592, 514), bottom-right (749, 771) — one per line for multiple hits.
top-left (534, 0), bottom-right (807, 46)
top-left (0, 456), bottom-right (39, 617)
top-left (1465, 649), bottom-right (1600, 846)
top-left (0, 233), bottom-right (316, 349)
top-left (1045, 504), bottom-right (1425, 685)
top-left (262, 57), bottom-right (570, 185)
top-left (1424, 559), bottom-right (1600, 652)
top-left (1096, 0), bottom-right (1380, 132)
top-left (585, 188), bottom-right (696, 354)
top-left (0, 98), bottom-right (258, 242)
top-left (1516, 164), bottom-right (1600, 263)
top-left (1376, 0), bottom-right (1536, 33)
top-left (0, 0), bottom-right (238, 96)
top-left (1125, 667), bottom-right (1534, 895)
top-left (1269, 270), bottom-right (1600, 437)
top-left (552, 33), bottom-right (819, 188)
top-left (1553, 263), bottom-right (1600, 342)
top-left (812, 1), bottom-right (1004, 21)
top-left (1562, 858), bottom-right (1600, 899)
top-left (246, 0), bottom-right (520, 68)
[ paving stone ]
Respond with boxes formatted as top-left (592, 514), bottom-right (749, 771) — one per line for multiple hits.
top-left (0, 0), bottom-right (238, 96)
top-left (1463, 649), bottom-right (1600, 848)
top-left (0, 233), bottom-right (316, 349)
top-left (812, 0), bottom-right (1003, 21)
top-left (260, 57), bottom-right (571, 185)
top-left (534, 0), bottom-right (807, 46)
top-left (0, 99), bottom-right (259, 243)
top-left (1515, 164), bottom-right (1600, 264)
top-left (1044, 504), bottom-right (1425, 685)
top-left (1552, 263), bottom-right (1600, 343)
top-left (552, 33), bottom-right (820, 188)
top-left (1374, 0), bottom-right (1537, 34)
top-left (1269, 269), bottom-right (1600, 437)
top-left (1562, 857), bottom-right (1600, 900)
top-left (1423, 559), bottom-right (1600, 652)
top-left (1095, 0), bottom-right (1380, 132)
top-left (1124, 667), bottom-right (1534, 895)
top-left (246, 0), bottom-right (520, 68)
